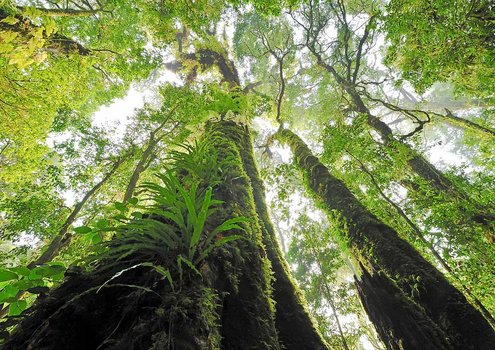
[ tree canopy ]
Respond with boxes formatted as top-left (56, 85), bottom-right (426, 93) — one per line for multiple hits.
top-left (1, 0), bottom-right (495, 348)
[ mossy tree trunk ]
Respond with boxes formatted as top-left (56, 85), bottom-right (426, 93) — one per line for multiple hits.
top-left (224, 122), bottom-right (327, 349)
top-left (2, 120), bottom-right (326, 350)
top-left (310, 49), bottom-right (495, 241)
top-left (277, 127), bottom-right (495, 350)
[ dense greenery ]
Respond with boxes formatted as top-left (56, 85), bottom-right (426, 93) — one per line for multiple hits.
top-left (1, 0), bottom-right (495, 348)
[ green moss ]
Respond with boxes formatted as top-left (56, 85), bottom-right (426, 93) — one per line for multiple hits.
top-left (236, 124), bottom-right (328, 349)
top-left (199, 288), bottom-right (222, 349)
top-left (203, 120), bottom-right (280, 349)
top-left (277, 127), bottom-right (495, 349)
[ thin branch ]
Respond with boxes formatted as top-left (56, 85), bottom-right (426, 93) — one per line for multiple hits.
top-left (16, 6), bottom-right (105, 17)
top-left (352, 16), bottom-right (376, 84)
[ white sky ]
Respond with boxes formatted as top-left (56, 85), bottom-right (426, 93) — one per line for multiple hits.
top-left (92, 68), bottom-right (182, 140)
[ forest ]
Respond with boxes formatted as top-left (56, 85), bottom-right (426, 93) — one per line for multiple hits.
top-left (0, 0), bottom-right (494, 349)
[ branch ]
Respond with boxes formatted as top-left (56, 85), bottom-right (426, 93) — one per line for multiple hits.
top-left (0, 9), bottom-right (91, 56)
top-left (16, 6), bottom-right (106, 17)
top-left (165, 48), bottom-right (240, 87)
top-left (443, 108), bottom-right (495, 138)
top-left (352, 15), bottom-right (376, 84)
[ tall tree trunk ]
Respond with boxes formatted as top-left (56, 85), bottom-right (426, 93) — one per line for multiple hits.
top-left (2, 121), bottom-right (325, 350)
top-left (232, 123), bottom-right (328, 349)
top-left (277, 127), bottom-right (495, 349)
top-left (311, 51), bottom-right (495, 241)
top-left (348, 152), bottom-right (495, 328)
top-left (167, 44), bottom-right (327, 348)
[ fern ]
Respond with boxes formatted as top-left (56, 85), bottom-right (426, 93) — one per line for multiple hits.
top-left (97, 139), bottom-right (248, 283)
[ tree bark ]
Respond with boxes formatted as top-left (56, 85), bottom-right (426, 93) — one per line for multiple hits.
top-left (167, 44), bottom-right (328, 349)
top-left (349, 152), bottom-right (495, 328)
top-left (2, 121), bottom-right (325, 350)
top-left (232, 123), bottom-right (328, 349)
top-left (277, 127), bottom-right (495, 349)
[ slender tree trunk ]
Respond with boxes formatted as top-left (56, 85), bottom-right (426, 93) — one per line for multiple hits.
top-left (0, 154), bottom-right (128, 319)
top-left (277, 127), bottom-right (495, 349)
top-left (122, 114), bottom-right (179, 203)
top-left (2, 121), bottom-right (325, 350)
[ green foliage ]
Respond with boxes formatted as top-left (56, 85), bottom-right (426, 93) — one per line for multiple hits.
top-left (383, 0), bottom-right (495, 97)
top-left (287, 214), bottom-right (371, 349)
top-left (0, 262), bottom-right (65, 315)
top-left (95, 140), bottom-right (247, 280)
top-left (2, 0), bottom-right (495, 346)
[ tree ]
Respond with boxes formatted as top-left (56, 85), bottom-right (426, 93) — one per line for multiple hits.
top-left (383, 0), bottom-right (495, 98)
top-left (2, 0), bottom-right (495, 348)
top-left (276, 127), bottom-right (495, 349)
top-left (1, 121), bottom-right (328, 350)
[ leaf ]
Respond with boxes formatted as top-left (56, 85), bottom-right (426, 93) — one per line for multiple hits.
top-left (95, 219), bottom-right (109, 229)
top-left (141, 263), bottom-right (174, 290)
top-left (189, 186), bottom-right (212, 259)
top-left (11, 267), bottom-right (30, 276)
top-left (0, 269), bottom-right (18, 282)
top-left (113, 214), bottom-right (127, 221)
top-left (35, 264), bottom-right (65, 278)
top-left (128, 197), bottom-right (139, 205)
top-left (28, 270), bottom-right (42, 281)
top-left (91, 233), bottom-right (102, 244)
top-left (177, 255), bottom-right (201, 278)
top-left (173, 176), bottom-right (197, 225)
top-left (14, 279), bottom-right (36, 291)
top-left (51, 273), bottom-right (65, 282)
top-left (131, 211), bottom-right (142, 219)
top-left (211, 217), bottom-right (250, 236)
top-left (0, 30), bottom-right (18, 44)
top-left (1, 16), bottom-right (19, 25)
top-left (0, 285), bottom-right (19, 303)
top-left (8, 300), bottom-right (27, 316)
top-left (203, 216), bottom-right (250, 251)
top-left (115, 202), bottom-right (127, 212)
top-left (74, 226), bottom-right (92, 234)
top-left (44, 18), bottom-right (57, 37)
